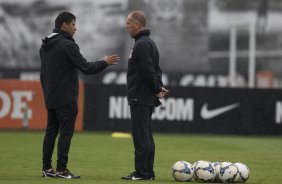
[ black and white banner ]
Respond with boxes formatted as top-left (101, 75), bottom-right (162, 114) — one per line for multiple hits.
top-left (83, 84), bottom-right (282, 135)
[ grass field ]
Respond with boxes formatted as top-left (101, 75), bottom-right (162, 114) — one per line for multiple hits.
top-left (0, 131), bottom-right (282, 184)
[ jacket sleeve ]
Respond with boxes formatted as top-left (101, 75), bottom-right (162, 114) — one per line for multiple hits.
top-left (39, 48), bottom-right (45, 89)
top-left (39, 49), bottom-right (43, 88)
top-left (136, 42), bottom-right (162, 94)
top-left (63, 42), bottom-right (108, 74)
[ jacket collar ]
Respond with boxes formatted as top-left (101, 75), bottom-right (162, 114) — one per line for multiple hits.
top-left (53, 28), bottom-right (75, 42)
top-left (134, 29), bottom-right (150, 41)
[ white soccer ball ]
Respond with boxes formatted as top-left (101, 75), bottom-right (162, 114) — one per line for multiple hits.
top-left (234, 162), bottom-right (250, 183)
top-left (172, 161), bottom-right (194, 182)
top-left (218, 162), bottom-right (240, 183)
top-left (212, 162), bottom-right (222, 182)
top-left (193, 160), bottom-right (216, 182)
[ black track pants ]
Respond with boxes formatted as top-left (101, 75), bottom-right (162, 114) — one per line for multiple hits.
top-left (42, 103), bottom-right (78, 171)
top-left (130, 104), bottom-right (155, 178)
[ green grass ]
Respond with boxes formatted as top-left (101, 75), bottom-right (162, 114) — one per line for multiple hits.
top-left (0, 131), bottom-right (282, 184)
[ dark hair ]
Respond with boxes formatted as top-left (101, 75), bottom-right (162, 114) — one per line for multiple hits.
top-left (55, 12), bottom-right (76, 29)
top-left (129, 10), bottom-right (146, 27)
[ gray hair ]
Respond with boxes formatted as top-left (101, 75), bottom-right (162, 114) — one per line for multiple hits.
top-left (129, 10), bottom-right (146, 27)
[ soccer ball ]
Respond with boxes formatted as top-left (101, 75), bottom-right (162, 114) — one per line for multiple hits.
top-left (193, 160), bottom-right (216, 182)
top-left (172, 161), bottom-right (194, 182)
top-left (213, 161), bottom-right (233, 179)
top-left (218, 162), bottom-right (239, 183)
top-left (212, 162), bottom-right (222, 182)
top-left (234, 162), bottom-right (250, 183)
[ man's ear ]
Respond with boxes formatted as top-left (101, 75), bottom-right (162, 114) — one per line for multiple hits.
top-left (61, 22), bottom-right (67, 29)
top-left (135, 22), bottom-right (140, 29)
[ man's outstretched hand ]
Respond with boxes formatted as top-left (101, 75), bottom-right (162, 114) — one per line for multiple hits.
top-left (103, 54), bottom-right (119, 65)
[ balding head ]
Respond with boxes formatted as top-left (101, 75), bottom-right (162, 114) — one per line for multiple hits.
top-left (128, 10), bottom-right (146, 28)
top-left (126, 10), bottom-right (147, 38)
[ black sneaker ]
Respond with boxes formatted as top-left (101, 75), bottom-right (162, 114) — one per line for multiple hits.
top-left (56, 169), bottom-right (80, 179)
top-left (121, 172), bottom-right (154, 180)
top-left (42, 168), bottom-right (56, 178)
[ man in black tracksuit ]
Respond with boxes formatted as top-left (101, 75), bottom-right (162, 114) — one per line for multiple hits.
top-left (40, 12), bottom-right (119, 179)
top-left (122, 11), bottom-right (169, 180)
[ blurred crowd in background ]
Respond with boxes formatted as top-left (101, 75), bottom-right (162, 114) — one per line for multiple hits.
top-left (1, 0), bottom-right (282, 88)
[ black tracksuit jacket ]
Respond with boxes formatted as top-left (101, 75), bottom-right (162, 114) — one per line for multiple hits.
top-left (127, 29), bottom-right (163, 107)
top-left (39, 29), bottom-right (108, 109)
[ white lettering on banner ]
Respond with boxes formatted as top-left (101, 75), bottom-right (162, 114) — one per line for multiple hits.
top-left (103, 72), bottom-right (126, 85)
top-left (102, 72), bottom-right (168, 86)
top-left (109, 96), bottom-right (194, 121)
top-left (275, 101), bottom-right (282, 124)
top-left (101, 71), bottom-right (247, 87)
top-left (20, 72), bottom-right (40, 81)
top-left (179, 74), bottom-right (230, 87)
top-left (152, 98), bottom-right (194, 121)
top-left (11, 91), bottom-right (33, 119)
top-left (0, 91), bottom-right (11, 118)
top-left (109, 96), bottom-right (130, 119)
top-left (0, 90), bottom-right (33, 119)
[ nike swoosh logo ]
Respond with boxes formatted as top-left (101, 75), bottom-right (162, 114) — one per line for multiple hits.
top-left (57, 174), bottom-right (72, 179)
top-left (201, 103), bottom-right (240, 120)
top-left (131, 176), bottom-right (142, 180)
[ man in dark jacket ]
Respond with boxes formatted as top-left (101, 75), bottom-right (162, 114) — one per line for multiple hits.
top-left (40, 12), bottom-right (119, 179)
top-left (121, 10), bottom-right (168, 180)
